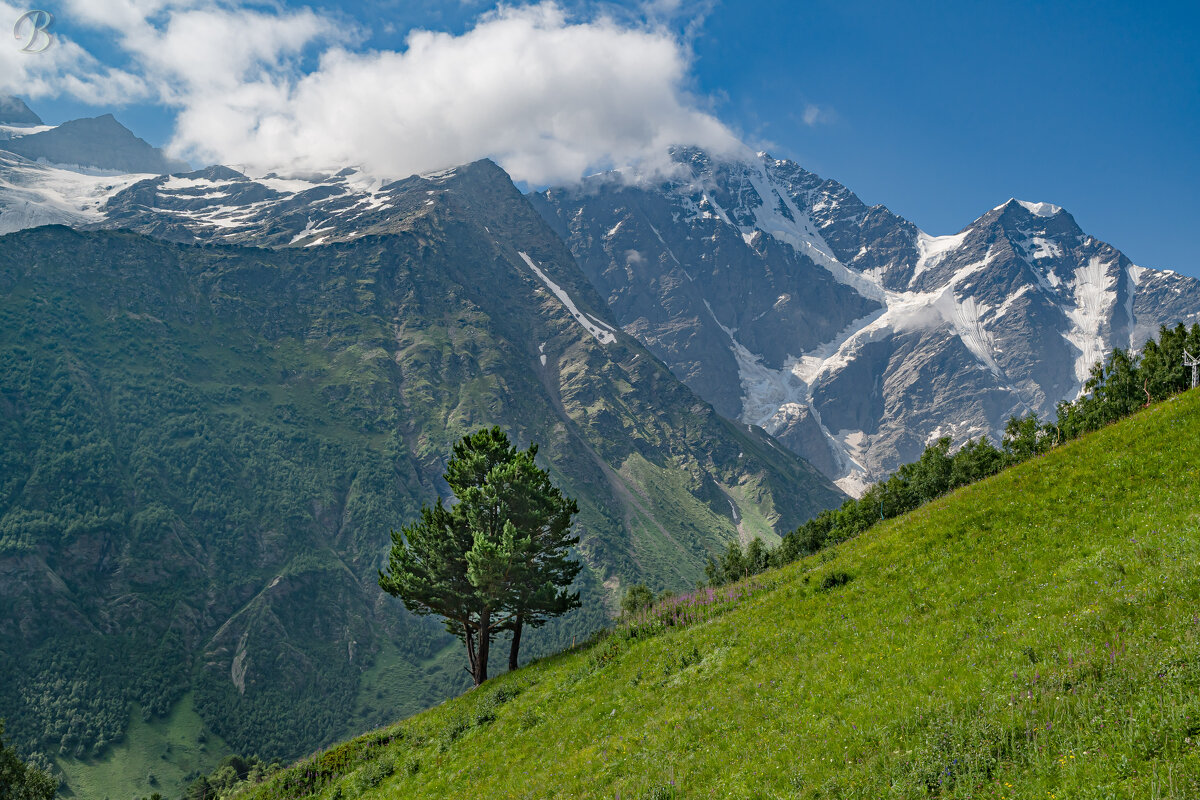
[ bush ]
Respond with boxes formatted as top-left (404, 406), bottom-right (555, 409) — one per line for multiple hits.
top-left (352, 759), bottom-right (393, 792)
top-left (621, 584), bottom-right (655, 616)
top-left (819, 571), bottom-right (852, 591)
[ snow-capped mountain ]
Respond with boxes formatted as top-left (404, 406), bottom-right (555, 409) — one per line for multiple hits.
top-left (0, 108), bottom-right (178, 234)
top-left (532, 149), bottom-right (1200, 494)
top-left (2, 104), bottom-right (1197, 496)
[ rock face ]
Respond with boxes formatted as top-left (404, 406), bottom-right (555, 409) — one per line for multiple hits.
top-left (1, 114), bottom-right (189, 173)
top-left (533, 151), bottom-right (1200, 494)
top-left (3, 109), bottom-right (1198, 496)
top-left (0, 96), bottom-right (42, 125)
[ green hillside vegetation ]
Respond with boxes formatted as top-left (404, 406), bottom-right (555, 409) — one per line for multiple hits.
top-left (51, 694), bottom-right (231, 800)
top-left (706, 323), bottom-right (1200, 587)
top-left (229, 387), bottom-right (1200, 799)
top-left (0, 163), bottom-right (839, 798)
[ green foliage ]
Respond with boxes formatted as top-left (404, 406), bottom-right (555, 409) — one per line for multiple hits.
top-left (380, 427), bottom-right (582, 685)
top-left (818, 570), bottom-right (852, 591)
top-left (1053, 323), bottom-right (1200, 441)
top-left (0, 719), bottom-right (57, 800)
top-left (0, 219), bottom-right (838, 795)
top-left (713, 323), bottom-right (1200, 589)
top-left (183, 754), bottom-right (280, 800)
top-left (704, 536), bottom-right (771, 586)
top-left (232, 389), bottom-right (1200, 798)
top-left (620, 584), bottom-right (655, 616)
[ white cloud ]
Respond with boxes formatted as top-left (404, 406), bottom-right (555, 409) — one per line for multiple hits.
top-left (0, 2), bottom-right (148, 103)
top-left (23, 1), bottom-right (744, 185)
top-left (802, 103), bottom-right (835, 127)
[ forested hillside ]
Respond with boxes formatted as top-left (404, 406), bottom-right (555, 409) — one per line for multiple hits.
top-left (0, 161), bottom-right (841, 797)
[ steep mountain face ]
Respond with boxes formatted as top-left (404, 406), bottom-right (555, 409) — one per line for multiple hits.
top-left (533, 150), bottom-right (1200, 493)
top-left (0, 96), bottom-right (42, 126)
top-left (0, 158), bottom-right (842, 790)
top-left (1, 114), bottom-right (189, 174)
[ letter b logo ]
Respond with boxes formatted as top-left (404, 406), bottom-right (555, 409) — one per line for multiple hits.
top-left (14, 10), bottom-right (53, 53)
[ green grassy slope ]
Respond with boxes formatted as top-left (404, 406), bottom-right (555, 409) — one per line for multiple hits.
top-left (239, 389), bottom-right (1200, 799)
top-left (54, 693), bottom-right (230, 800)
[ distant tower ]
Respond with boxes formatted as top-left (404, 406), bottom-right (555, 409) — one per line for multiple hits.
top-left (1185, 350), bottom-right (1200, 390)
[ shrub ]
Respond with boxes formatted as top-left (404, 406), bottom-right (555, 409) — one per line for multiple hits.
top-left (352, 759), bottom-right (393, 792)
top-left (621, 584), bottom-right (655, 616)
top-left (819, 571), bottom-right (852, 591)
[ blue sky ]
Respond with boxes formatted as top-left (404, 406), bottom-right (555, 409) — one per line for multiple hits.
top-left (13, 0), bottom-right (1200, 275)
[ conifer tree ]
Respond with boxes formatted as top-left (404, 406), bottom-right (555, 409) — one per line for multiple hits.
top-left (379, 427), bottom-right (579, 685)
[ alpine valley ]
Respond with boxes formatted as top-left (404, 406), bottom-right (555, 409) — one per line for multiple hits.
top-left (0, 99), bottom-right (839, 798)
top-left (1, 97), bottom-right (1198, 798)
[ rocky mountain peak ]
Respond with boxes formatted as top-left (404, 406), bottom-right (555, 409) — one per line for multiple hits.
top-left (1, 113), bottom-right (189, 174)
top-left (0, 96), bottom-right (42, 125)
top-left (536, 147), bottom-right (1200, 495)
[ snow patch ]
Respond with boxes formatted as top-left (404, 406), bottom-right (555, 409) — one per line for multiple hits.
top-left (1016, 235), bottom-right (1063, 261)
top-left (161, 175), bottom-right (223, 191)
top-left (914, 230), bottom-right (967, 278)
top-left (1062, 256), bottom-right (1118, 388)
top-left (518, 252), bottom-right (616, 345)
top-left (0, 156), bottom-right (149, 235)
top-left (937, 292), bottom-right (1001, 376)
top-left (1016, 200), bottom-right (1063, 217)
top-left (289, 217), bottom-right (335, 244)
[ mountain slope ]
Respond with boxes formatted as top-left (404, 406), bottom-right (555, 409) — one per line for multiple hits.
top-left (1, 114), bottom-right (189, 174)
top-left (534, 151), bottom-right (1200, 493)
top-left (0, 159), bottom-right (841, 796)
top-left (237, 388), bottom-right (1200, 799)
top-left (0, 96), bottom-right (42, 126)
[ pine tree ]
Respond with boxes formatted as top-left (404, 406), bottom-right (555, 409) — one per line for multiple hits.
top-left (379, 427), bottom-right (579, 685)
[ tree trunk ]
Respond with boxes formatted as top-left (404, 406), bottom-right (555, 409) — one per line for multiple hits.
top-left (464, 623), bottom-right (477, 680)
top-left (473, 607), bottom-right (491, 686)
top-left (508, 612), bottom-right (523, 672)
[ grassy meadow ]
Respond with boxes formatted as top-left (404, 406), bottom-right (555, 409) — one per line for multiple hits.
top-left (232, 389), bottom-right (1200, 799)
top-left (54, 694), bottom-right (230, 800)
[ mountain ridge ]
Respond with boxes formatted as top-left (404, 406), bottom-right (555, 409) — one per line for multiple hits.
top-left (0, 155), bottom-right (841, 797)
top-left (534, 149), bottom-right (1200, 493)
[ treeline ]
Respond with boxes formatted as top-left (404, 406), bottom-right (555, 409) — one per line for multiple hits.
top-left (183, 755), bottom-right (279, 800)
top-left (706, 322), bottom-right (1200, 587)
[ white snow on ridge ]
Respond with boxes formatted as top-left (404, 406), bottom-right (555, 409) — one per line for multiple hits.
top-left (0, 123), bottom-right (53, 139)
top-left (914, 230), bottom-right (968, 278)
top-left (257, 175), bottom-right (323, 195)
top-left (518, 252), bottom-right (616, 345)
top-left (1016, 200), bottom-right (1063, 217)
top-left (0, 155), bottom-right (149, 235)
top-left (992, 198), bottom-right (1063, 217)
top-left (162, 175), bottom-right (224, 191)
